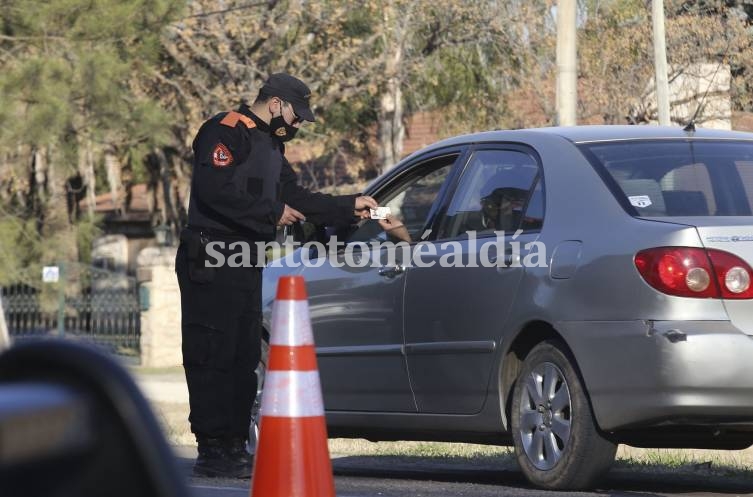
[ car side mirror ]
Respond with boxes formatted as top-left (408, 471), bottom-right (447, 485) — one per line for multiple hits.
top-left (0, 341), bottom-right (189, 497)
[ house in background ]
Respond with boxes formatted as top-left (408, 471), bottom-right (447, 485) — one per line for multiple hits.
top-left (284, 111), bottom-right (444, 191)
top-left (83, 184), bottom-right (157, 275)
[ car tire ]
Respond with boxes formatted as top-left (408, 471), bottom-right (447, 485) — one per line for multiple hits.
top-left (510, 340), bottom-right (616, 490)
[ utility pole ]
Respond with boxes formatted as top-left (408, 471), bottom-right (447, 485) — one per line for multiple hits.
top-left (652, 0), bottom-right (671, 125)
top-left (556, 0), bottom-right (577, 126)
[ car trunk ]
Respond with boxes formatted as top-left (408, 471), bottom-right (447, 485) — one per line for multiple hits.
top-left (692, 219), bottom-right (753, 335)
top-left (581, 139), bottom-right (753, 335)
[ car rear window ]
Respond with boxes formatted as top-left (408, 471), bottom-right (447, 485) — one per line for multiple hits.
top-left (581, 140), bottom-right (753, 217)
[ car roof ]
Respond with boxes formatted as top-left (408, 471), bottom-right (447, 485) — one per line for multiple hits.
top-left (534, 125), bottom-right (753, 143)
top-left (408, 125), bottom-right (753, 159)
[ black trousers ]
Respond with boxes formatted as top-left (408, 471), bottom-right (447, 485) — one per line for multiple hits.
top-left (175, 242), bottom-right (263, 439)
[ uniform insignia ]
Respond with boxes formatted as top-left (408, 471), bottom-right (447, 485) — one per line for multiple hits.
top-left (212, 143), bottom-right (233, 167)
top-left (275, 128), bottom-right (287, 137)
top-left (220, 111), bottom-right (255, 128)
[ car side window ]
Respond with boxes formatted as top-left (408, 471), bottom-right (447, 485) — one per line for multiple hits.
top-left (438, 149), bottom-right (540, 239)
top-left (347, 155), bottom-right (457, 244)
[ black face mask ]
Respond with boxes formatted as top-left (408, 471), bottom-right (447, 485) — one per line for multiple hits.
top-left (270, 113), bottom-right (298, 142)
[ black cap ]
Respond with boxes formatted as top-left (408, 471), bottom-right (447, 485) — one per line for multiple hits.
top-left (261, 73), bottom-right (315, 122)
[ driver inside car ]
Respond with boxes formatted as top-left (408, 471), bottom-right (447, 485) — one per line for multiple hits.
top-left (479, 186), bottom-right (528, 232)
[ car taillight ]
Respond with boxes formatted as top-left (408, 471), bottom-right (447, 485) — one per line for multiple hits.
top-left (635, 247), bottom-right (753, 299)
top-left (635, 248), bottom-right (717, 298)
top-left (706, 249), bottom-right (753, 299)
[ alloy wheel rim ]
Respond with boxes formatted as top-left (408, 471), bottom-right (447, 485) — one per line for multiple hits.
top-left (518, 362), bottom-right (572, 470)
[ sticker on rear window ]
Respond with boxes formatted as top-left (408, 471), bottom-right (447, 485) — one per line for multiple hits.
top-left (628, 195), bottom-right (652, 208)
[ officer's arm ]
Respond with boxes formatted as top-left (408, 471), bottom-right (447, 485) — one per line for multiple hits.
top-left (192, 127), bottom-right (284, 229)
top-left (279, 158), bottom-right (357, 226)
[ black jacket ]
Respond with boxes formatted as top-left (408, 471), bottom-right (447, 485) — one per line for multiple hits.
top-left (187, 104), bottom-right (357, 240)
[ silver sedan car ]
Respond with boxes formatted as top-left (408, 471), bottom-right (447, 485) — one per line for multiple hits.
top-left (260, 125), bottom-right (753, 490)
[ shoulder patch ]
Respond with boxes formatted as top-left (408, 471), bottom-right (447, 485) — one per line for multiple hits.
top-left (220, 111), bottom-right (256, 129)
top-left (212, 143), bottom-right (234, 167)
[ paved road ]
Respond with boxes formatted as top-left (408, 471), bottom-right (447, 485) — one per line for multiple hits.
top-left (176, 448), bottom-right (753, 497)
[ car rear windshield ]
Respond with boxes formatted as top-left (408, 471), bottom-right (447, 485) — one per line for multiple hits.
top-left (581, 140), bottom-right (753, 217)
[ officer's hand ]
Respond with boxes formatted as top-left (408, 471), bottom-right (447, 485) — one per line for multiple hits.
top-left (354, 195), bottom-right (378, 219)
top-left (277, 204), bottom-right (305, 226)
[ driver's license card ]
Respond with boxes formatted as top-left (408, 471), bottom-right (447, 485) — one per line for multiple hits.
top-left (370, 206), bottom-right (391, 220)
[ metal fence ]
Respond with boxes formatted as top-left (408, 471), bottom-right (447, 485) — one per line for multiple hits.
top-left (1, 262), bottom-right (141, 358)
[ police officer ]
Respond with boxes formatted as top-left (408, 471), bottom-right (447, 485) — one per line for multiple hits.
top-left (175, 73), bottom-right (377, 478)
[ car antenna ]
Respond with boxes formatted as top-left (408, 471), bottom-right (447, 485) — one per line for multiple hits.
top-left (683, 44), bottom-right (730, 133)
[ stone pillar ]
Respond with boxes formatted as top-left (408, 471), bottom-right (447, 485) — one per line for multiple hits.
top-left (137, 247), bottom-right (181, 368)
top-left (0, 294), bottom-right (9, 351)
top-left (92, 234), bottom-right (129, 272)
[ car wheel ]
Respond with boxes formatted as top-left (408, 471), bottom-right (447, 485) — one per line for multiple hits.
top-left (248, 336), bottom-right (269, 455)
top-left (511, 340), bottom-right (616, 490)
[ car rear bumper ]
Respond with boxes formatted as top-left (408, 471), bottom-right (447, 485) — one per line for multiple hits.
top-left (558, 319), bottom-right (753, 432)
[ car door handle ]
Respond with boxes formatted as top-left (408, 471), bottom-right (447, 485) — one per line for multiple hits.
top-left (378, 265), bottom-right (405, 278)
top-left (489, 254), bottom-right (517, 266)
top-left (489, 254), bottom-right (520, 270)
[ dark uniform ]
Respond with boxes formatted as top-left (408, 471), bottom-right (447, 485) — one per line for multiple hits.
top-left (176, 91), bottom-right (357, 477)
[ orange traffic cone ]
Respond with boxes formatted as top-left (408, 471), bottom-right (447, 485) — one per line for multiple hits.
top-left (250, 275), bottom-right (335, 497)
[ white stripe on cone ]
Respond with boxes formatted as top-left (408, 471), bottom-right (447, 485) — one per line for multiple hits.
top-left (260, 370), bottom-right (325, 417)
top-left (270, 300), bottom-right (314, 346)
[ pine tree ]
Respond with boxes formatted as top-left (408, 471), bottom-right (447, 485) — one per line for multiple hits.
top-left (0, 0), bottom-right (184, 279)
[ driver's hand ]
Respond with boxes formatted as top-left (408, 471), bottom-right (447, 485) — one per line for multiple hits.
top-left (378, 214), bottom-right (411, 243)
top-left (377, 214), bottom-right (404, 231)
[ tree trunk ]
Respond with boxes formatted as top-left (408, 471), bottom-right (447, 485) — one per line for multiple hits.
top-left (154, 149), bottom-right (179, 242)
top-left (44, 146), bottom-right (61, 201)
top-left (0, 152), bottom-right (9, 204)
top-left (377, 1), bottom-right (406, 175)
top-left (29, 146), bottom-right (44, 231)
top-left (43, 145), bottom-right (68, 227)
top-left (42, 145), bottom-right (78, 259)
top-left (104, 147), bottom-right (123, 214)
top-left (34, 147), bottom-right (47, 198)
top-left (378, 80), bottom-right (404, 175)
top-left (78, 137), bottom-right (97, 217)
top-left (172, 153), bottom-right (191, 226)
